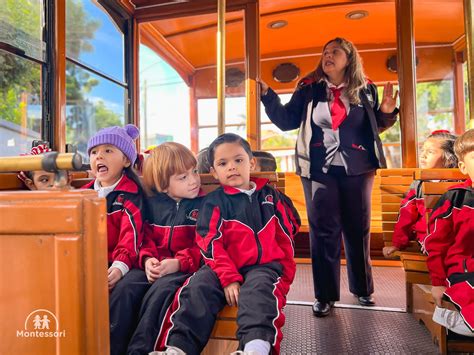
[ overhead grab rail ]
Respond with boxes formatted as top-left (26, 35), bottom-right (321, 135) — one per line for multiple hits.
top-left (0, 152), bottom-right (82, 173)
top-left (0, 152), bottom-right (83, 189)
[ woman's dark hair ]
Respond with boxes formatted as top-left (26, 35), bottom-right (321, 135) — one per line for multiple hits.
top-left (207, 133), bottom-right (253, 167)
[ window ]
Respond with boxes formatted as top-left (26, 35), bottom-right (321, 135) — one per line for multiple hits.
top-left (66, 0), bottom-right (128, 161)
top-left (197, 97), bottom-right (247, 151)
top-left (0, 0), bottom-right (45, 156)
top-left (414, 0), bottom-right (464, 163)
top-left (260, 94), bottom-right (298, 171)
top-left (139, 45), bottom-right (190, 149)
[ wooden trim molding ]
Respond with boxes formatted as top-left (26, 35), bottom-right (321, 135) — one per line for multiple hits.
top-left (140, 23), bottom-right (194, 85)
top-left (396, 0), bottom-right (417, 168)
top-left (54, 0), bottom-right (66, 152)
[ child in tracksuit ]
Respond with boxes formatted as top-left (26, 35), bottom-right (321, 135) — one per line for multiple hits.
top-left (383, 130), bottom-right (457, 258)
top-left (82, 125), bottom-right (146, 354)
top-left (123, 142), bottom-right (204, 355)
top-left (154, 133), bottom-right (300, 355)
top-left (424, 129), bottom-right (474, 337)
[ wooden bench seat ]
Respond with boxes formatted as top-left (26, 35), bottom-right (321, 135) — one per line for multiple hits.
top-left (381, 168), bottom-right (472, 353)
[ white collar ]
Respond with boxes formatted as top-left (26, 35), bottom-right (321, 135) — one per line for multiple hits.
top-left (236, 181), bottom-right (256, 197)
top-left (94, 175), bottom-right (123, 198)
top-left (324, 78), bottom-right (346, 90)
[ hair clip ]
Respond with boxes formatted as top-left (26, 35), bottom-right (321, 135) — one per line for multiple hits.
top-left (431, 129), bottom-right (451, 135)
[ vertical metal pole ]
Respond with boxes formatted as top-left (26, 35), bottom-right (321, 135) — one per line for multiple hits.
top-left (217, 0), bottom-right (226, 135)
top-left (143, 79), bottom-right (148, 148)
top-left (245, 1), bottom-right (260, 150)
top-left (464, 0), bottom-right (474, 123)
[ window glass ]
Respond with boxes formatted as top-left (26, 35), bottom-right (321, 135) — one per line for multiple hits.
top-left (259, 93), bottom-right (297, 171)
top-left (66, 0), bottom-right (124, 82)
top-left (140, 45), bottom-right (190, 150)
top-left (414, 0), bottom-right (463, 162)
top-left (66, 63), bottom-right (125, 161)
top-left (0, 49), bottom-right (42, 156)
top-left (416, 80), bottom-right (454, 139)
top-left (377, 86), bottom-right (401, 168)
top-left (0, 0), bottom-right (44, 61)
top-left (198, 127), bottom-right (218, 151)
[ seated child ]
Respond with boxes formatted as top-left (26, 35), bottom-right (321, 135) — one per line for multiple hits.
top-left (115, 142), bottom-right (203, 355)
top-left (17, 144), bottom-right (66, 190)
top-left (196, 147), bottom-right (211, 173)
top-left (383, 130), bottom-right (457, 258)
top-left (154, 133), bottom-right (300, 355)
top-left (82, 124), bottom-right (145, 291)
top-left (424, 129), bottom-right (474, 337)
top-left (252, 150), bottom-right (277, 172)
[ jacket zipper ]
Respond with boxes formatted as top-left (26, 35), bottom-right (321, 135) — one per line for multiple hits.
top-left (167, 201), bottom-right (180, 253)
top-left (464, 258), bottom-right (468, 273)
top-left (248, 194), bottom-right (262, 264)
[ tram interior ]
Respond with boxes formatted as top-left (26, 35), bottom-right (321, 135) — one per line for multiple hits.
top-left (1, 0), bottom-right (474, 354)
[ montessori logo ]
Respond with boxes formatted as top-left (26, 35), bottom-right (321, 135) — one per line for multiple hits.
top-left (16, 309), bottom-right (66, 338)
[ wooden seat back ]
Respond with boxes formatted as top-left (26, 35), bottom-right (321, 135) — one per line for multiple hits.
top-left (379, 168), bottom-right (419, 252)
top-left (0, 171), bottom-right (89, 190)
top-left (0, 190), bottom-right (109, 354)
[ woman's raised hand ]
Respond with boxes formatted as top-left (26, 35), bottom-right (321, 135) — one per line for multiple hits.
top-left (258, 79), bottom-right (269, 96)
top-left (380, 82), bottom-right (399, 113)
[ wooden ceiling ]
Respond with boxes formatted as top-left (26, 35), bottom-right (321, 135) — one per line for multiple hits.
top-left (130, 0), bottom-right (465, 86)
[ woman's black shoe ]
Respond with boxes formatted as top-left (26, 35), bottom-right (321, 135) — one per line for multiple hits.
top-left (358, 296), bottom-right (375, 306)
top-left (312, 301), bottom-right (334, 317)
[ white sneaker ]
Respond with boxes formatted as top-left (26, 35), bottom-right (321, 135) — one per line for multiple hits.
top-left (433, 306), bottom-right (474, 337)
top-left (149, 346), bottom-right (186, 355)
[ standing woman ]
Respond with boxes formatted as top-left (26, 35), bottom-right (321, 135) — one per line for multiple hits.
top-left (260, 37), bottom-right (398, 317)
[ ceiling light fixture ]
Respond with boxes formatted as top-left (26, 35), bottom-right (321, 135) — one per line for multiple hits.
top-left (267, 20), bottom-right (288, 29)
top-left (346, 10), bottom-right (368, 20)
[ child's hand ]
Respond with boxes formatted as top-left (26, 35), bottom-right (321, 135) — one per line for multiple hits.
top-left (431, 286), bottom-right (447, 307)
top-left (382, 246), bottom-right (399, 258)
top-left (145, 257), bottom-right (161, 283)
top-left (108, 267), bottom-right (122, 290)
top-left (156, 259), bottom-right (180, 277)
top-left (224, 282), bottom-right (240, 306)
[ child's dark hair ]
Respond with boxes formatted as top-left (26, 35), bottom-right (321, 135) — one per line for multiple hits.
top-left (124, 166), bottom-right (145, 195)
top-left (253, 150), bottom-right (277, 172)
top-left (427, 130), bottom-right (458, 168)
top-left (208, 133), bottom-right (253, 167)
top-left (454, 129), bottom-right (474, 162)
top-left (197, 147), bottom-right (211, 173)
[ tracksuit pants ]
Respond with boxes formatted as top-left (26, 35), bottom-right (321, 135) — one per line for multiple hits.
top-left (446, 272), bottom-right (474, 332)
top-left (301, 167), bottom-right (375, 302)
top-left (127, 272), bottom-right (191, 355)
top-left (109, 269), bottom-right (151, 355)
top-left (156, 263), bottom-right (288, 355)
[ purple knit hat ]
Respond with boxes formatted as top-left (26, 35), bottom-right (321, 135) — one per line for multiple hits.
top-left (87, 124), bottom-right (140, 164)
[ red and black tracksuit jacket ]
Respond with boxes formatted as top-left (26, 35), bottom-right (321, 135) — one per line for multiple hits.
top-left (392, 180), bottom-right (428, 249)
top-left (423, 179), bottom-right (474, 330)
top-left (139, 192), bottom-right (203, 273)
top-left (198, 177), bottom-right (301, 295)
top-left (83, 175), bottom-right (145, 270)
